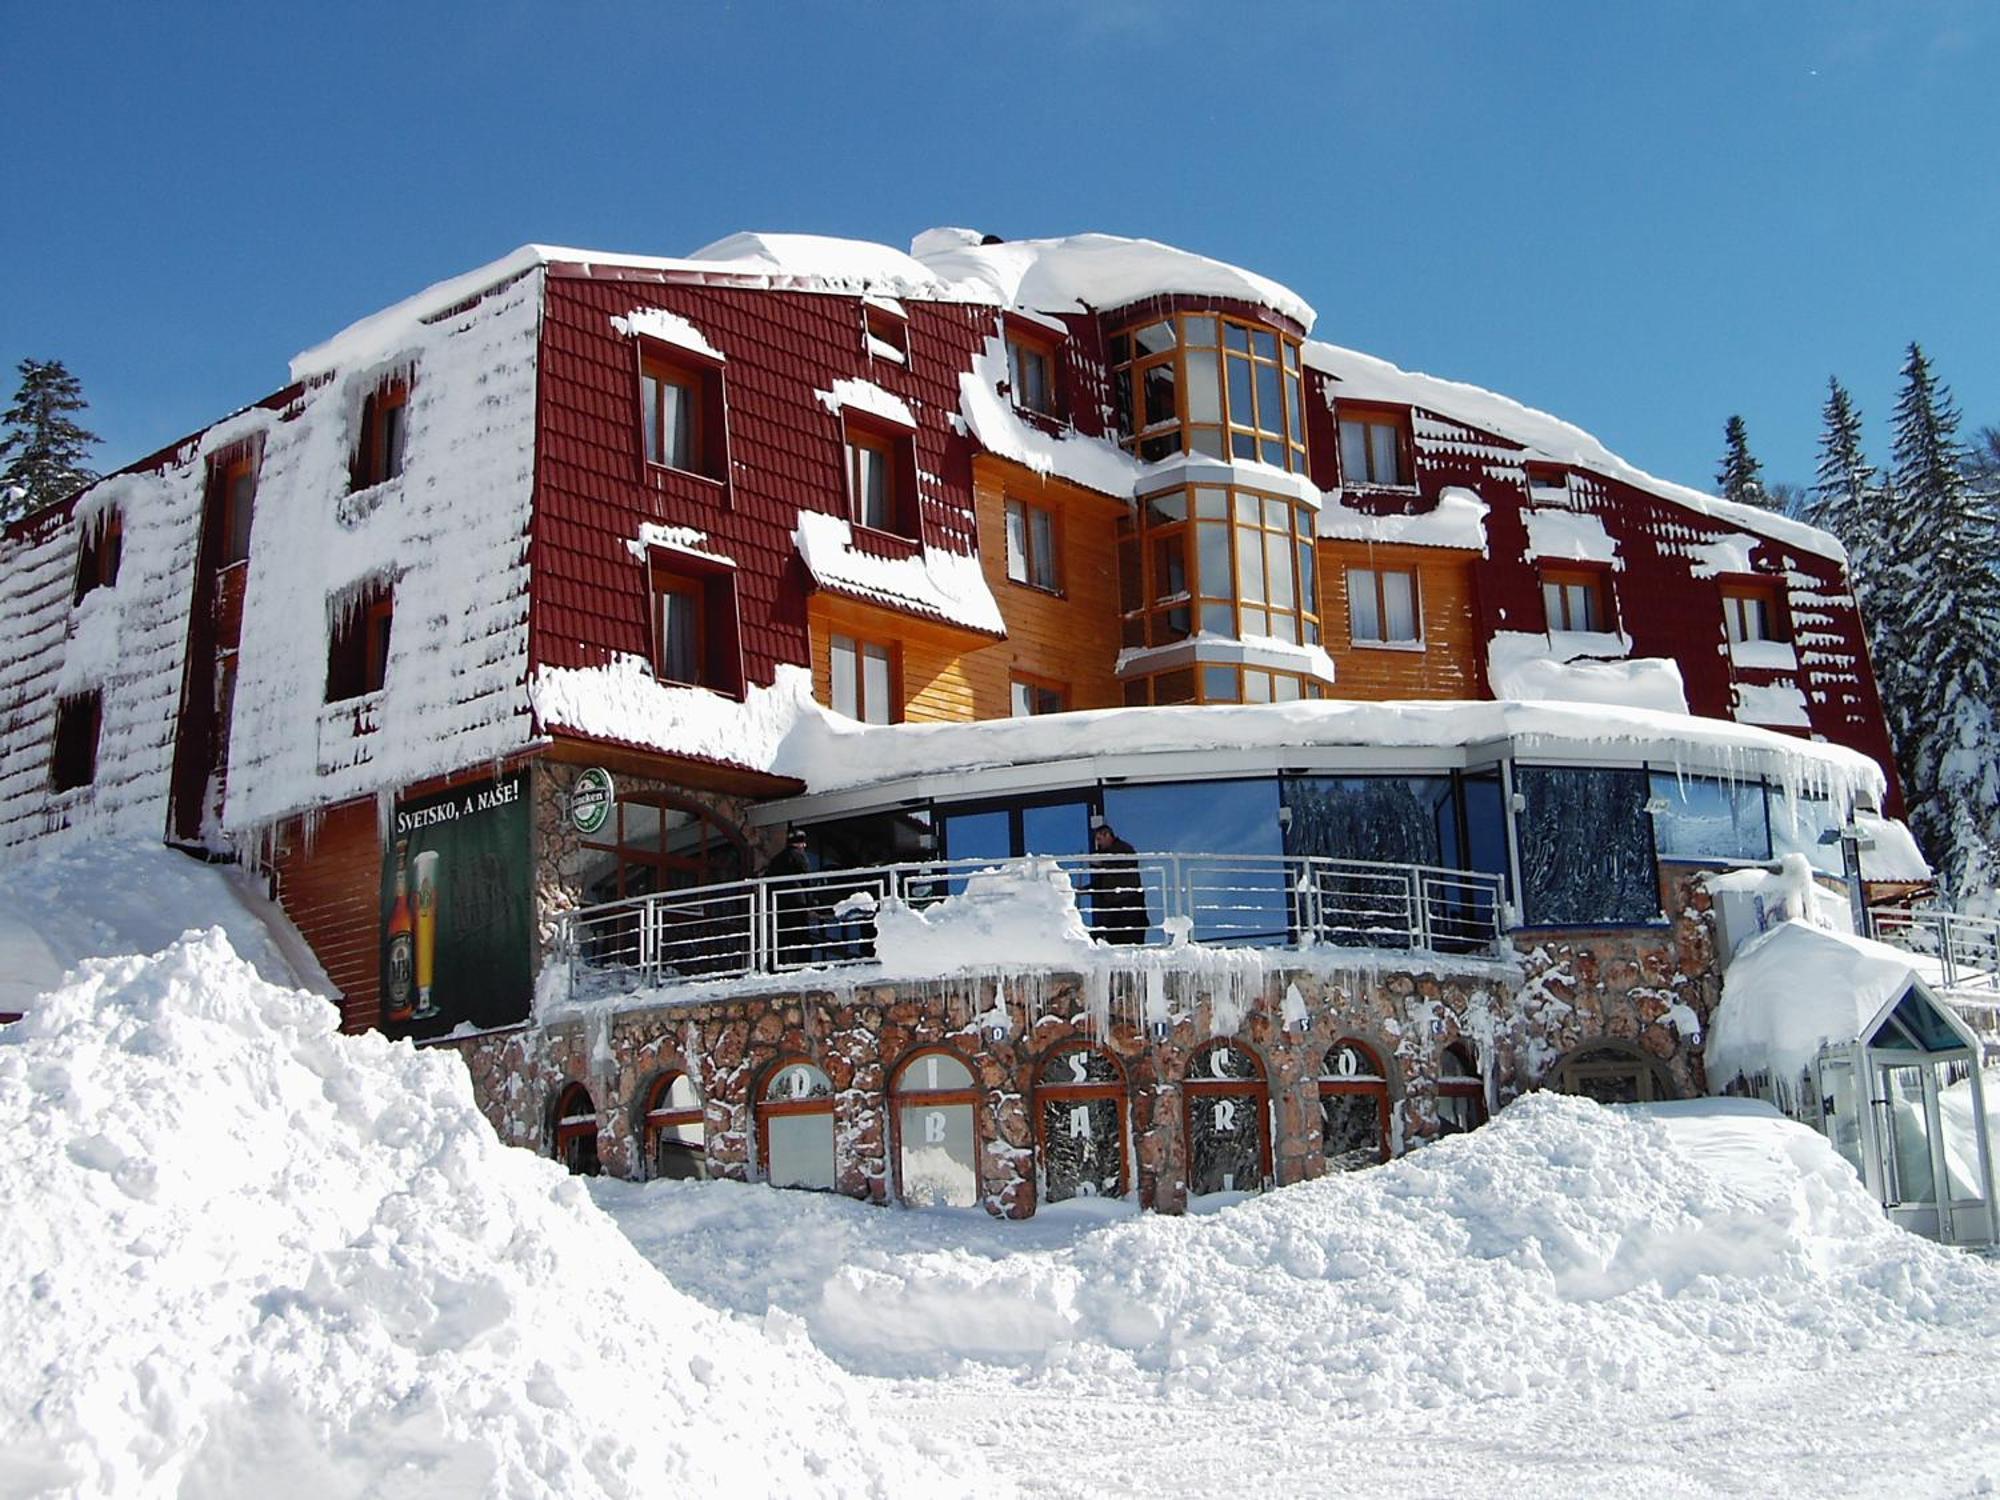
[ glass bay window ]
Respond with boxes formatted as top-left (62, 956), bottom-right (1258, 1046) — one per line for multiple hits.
top-left (1110, 313), bottom-right (1306, 472)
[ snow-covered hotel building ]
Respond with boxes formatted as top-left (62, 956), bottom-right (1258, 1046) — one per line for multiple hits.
top-left (0, 229), bottom-right (1931, 1214)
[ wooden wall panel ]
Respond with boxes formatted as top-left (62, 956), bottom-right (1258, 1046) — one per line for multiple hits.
top-left (272, 797), bottom-right (382, 1033)
top-left (806, 594), bottom-right (977, 725)
top-left (965, 457), bottom-right (1125, 714)
top-left (1318, 541), bottom-right (1482, 700)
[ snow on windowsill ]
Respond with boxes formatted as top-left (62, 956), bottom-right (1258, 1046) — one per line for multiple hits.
top-left (1113, 632), bottom-right (1338, 683)
top-left (1729, 640), bottom-right (1798, 673)
top-left (627, 523), bottom-right (737, 569)
top-left (1523, 507), bottom-right (1621, 568)
top-left (793, 511), bottom-right (1005, 636)
top-left (1732, 680), bottom-right (1812, 729)
top-left (611, 307), bottom-right (725, 363)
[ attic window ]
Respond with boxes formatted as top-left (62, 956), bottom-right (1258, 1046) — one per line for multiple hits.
top-left (1540, 565), bottom-right (1611, 633)
top-left (210, 450), bottom-right (258, 566)
top-left (351, 376), bottom-right (410, 491)
top-left (863, 303), bottom-right (909, 365)
top-left (638, 346), bottom-right (726, 482)
top-left (325, 579), bottom-right (393, 702)
top-left (1721, 582), bottom-right (1788, 645)
top-left (1109, 313), bottom-right (1306, 471)
top-left (1006, 332), bottom-right (1056, 417)
top-left (1336, 407), bottom-right (1412, 488)
top-left (73, 509), bottom-right (122, 604)
top-left (50, 690), bottom-right (102, 792)
top-left (843, 419), bottom-right (918, 539)
top-left (648, 555), bottom-right (743, 699)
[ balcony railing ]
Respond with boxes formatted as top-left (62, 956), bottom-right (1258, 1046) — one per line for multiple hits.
top-left (563, 851), bottom-right (1509, 999)
top-left (1873, 906), bottom-right (2000, 995)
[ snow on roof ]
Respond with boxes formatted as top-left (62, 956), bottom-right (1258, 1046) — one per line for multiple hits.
top-left (1318, 486), bottom-right (1488, 551)
top-left (1304, 341), bottom-right (1848, 565)
top-left (814, 377), bottom-right (916, 430)
top-left (1855, 811), bottom-right (1932, 883)
top-left (792, 512), bottom-right (1005, 636)
top-left (688, 230), bottom-right (949, 295)
top-left (1707, 919), bottom-right (1941, 1088)
top-left (770, 694), bottom-right (1886, 807)
top-left (956, 335), bottom-right (1141, 499)
top-left (910, 227), bottom-right (1315, 327)
top-left (612, 306), bottom-right (725, 362)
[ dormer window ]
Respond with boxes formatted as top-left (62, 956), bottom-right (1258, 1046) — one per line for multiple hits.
top-left (1109, 312), bottom-right (1306, 472)
top-left (326, 578), bottom-right (393, 702)
top-left (1006, 333), bottom-right (1056, 417)
top-left (863, 302), bottom-right (909, 365)
top-left (1336, 407), bottom-right (1412, 489)
top-left (842, 419), bottom-right (918, 539)
top-left (210, 449), bottom-right (258, 566)
top-left (638, 347), bottom-right (727, 483)
top-left (72, 508), bottom-right (121, 604)
top-left (1541, 566), bottom-right (1610, 634)
top-left (1722, 581), bottom-right (1787, 645)
top-left (351, 376), bottom-right (409, 491)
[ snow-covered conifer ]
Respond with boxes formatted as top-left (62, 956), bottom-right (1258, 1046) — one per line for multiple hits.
top-left (1715, 415), bottom-right (1773, 509)
top-left (0, 358), bottom-right (100, 523)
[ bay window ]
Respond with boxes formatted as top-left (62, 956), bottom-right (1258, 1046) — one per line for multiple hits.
top-left (1109, 312), bottom-right (1306, 471)
top-left (1120, 485), bottom-right (1319, 663)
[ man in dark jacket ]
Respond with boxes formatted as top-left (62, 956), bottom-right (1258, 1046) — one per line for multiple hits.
top-left (1088, 820), bottom-right (1148, 945)
top-left (763, 829), bottom-right (814, 964)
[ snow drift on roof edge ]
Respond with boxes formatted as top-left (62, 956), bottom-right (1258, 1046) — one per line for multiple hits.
top-left (0, 928), bottom-right (979, 1498)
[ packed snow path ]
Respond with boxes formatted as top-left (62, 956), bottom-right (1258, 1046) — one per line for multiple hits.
top-left (598, 1096), bottom-right (2000, 1497)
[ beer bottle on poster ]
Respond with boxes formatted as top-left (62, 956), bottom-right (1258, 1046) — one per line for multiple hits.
top-left (385, 838), bottom-right (415, 1024)
top-left (412, 849), bottom-right (441, 1021)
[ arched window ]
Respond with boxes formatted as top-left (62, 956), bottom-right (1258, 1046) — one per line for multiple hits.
top-left (570, 792), bottom-right (749, 904)
top-left (1319, 1039), bottom-right (1390, 1171)
top-left (757, 1059), bottom-right (836, 1191)
top-left (642, 1071), bottom-right (707, 1181)
top-left (552, 1082), bottom-right (601, 1177)
top-left (1184, 1041), bottom-right (1268, 1197)
top-left (892, 1049), bottom-right (981, 1208)
top-left (1437, 1043), bottom-right (1488, 1136)
top-left (1552, 1042), bottom-right (1677, 1105)
top-left (1036, 1044), bottom-right (1127, 1202)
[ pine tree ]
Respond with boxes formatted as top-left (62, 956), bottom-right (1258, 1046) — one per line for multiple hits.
top-left (1807, 378), bottom-right (1880, 565)
top-left (1715, 414), bottom-right (1773, 509)
top-left (1881, 343), bottom-right (2000, 906)
top-left (0, 359), bottom-right (100, 523)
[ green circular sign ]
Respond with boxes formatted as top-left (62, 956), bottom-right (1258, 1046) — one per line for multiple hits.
top-left (570, 768), bottom-right (614, 835)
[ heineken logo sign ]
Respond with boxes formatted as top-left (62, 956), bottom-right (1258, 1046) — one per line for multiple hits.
top-left (570, 768), bottom-right (614, 835)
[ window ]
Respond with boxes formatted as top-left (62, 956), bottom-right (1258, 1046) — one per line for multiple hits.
top-left (1337, 409), bottom-right (1411, 488)
top-left (1347, 566), bottom-right (1421, 645)
top-left (830, 633), bottom-right (897, 724)
top-left (1117, 483), bottom-right (1324, 702)
top-left (1184, 1041), bottom-right (1269, 1196)
top-left (324, 580), bottom-right (392, 702)
top-left (843, 423), bottom-right (916, 537)
top-left (1514, 765), bottom-right (1660, 926)
top-left (642, 1072), bottom-right (707, 1181)
top-left (72, 509), bottom-right (121, 603)
top-left (569, 793), bottom-right (748, 904)
top-left (892, 1049), bottom-right (980, 1208)
top-left (1540, 567), bottom-right (1608, 633)
top-left (864, 302), bottom-right (908, 364)
top-left (351, 376), bottom-right (409, 491)
top-left (215, 454), bottom-right (257, 565)
top-left (1436, 1044), bottom-right (1487, 1136)
top-left (552, 1082), bottom-right (601, 1177)
top-left (1010, 676), bottom-right (1067, 718)
top-left (1721, 583), bottom-right (1786, 644)
top-left (1006, 334), bottom-right (1055, 416)
top-left (641, 363), bottom-right (697, 471)
top-left (49, 690), bottom-right (102, 792)
top-left (654, 576), bottom-right (702, 685)
top-left (644, 552), bottom-right (741, 697)
top-left (1109, 313), bottom-right (1306, 470)
top-left (1318, 1040), bottom-right (1389, 1170)
top-left (1552, 1042), bottom-right (1675, 1105)
top-left (1036, 1045), bottom-right (1127, 1201)
top-left (1004, 497), bottom-right (1060, 591)
top-left (758, 1059), bottom-right (836, 1191)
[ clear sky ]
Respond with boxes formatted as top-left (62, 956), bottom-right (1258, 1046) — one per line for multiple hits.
top-left (3, 1), bottom-right (1994, 497)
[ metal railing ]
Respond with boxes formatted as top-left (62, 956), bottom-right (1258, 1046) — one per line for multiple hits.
top-left (1873, 906), bottom-right (2000, 994)
top-left (564, 850), bottom-right (1508, 998)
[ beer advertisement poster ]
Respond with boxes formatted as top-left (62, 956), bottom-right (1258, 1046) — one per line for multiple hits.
top-left (379, 770), bottom-right (532, 1040)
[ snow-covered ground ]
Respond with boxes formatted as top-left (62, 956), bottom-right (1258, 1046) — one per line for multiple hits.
top-left (9, 848), bottom-right (2000, 1496)
top-left (597, 1098), bottom-right (2000, 1496)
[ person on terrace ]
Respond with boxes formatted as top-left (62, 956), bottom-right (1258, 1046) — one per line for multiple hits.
top-left (1088, 818), bottom-right (1148, 946)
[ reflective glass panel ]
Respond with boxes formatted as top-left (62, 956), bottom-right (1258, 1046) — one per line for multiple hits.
top-left (1647, 773), bottom-right (1771, 862)
top-left (1515, 766), bottom-right (1659, 925)
top-left (899, 1101), bottom-right (978, 1207)
top-left (1040, 1097), bottom-right (1124, 1201)
top-left (1320, 1092), bottom-right (1385, 1171)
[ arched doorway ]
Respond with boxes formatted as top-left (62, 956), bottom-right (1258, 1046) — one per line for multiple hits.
top-left (1035, 1043), bottom-right (1128, 1202)
top-left (757, 1058), bottom-right (836, 1191)
top-left (1551, 1041), bottom-right (1677, 1104)
top-left (552, 1081), bottom-right (600, 1177)
top-left (1184, 1041), bottom-right (1269, 1197)
top-left (641, 1071), bottom-right (707, 1181)
top-left (892, 1048), bottom-right (982, 1208)
top-left (1318, 1039), bottom-right (1390, 1170)
top-left (1436, 1042), bottom-right (1488, 1136)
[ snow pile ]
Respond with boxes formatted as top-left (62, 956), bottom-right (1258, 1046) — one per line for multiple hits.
top-left (599, 1094), bottom-right (2000, 1407)
top-left (0, 840), bottom-right (324, 1019)
top-left (1855, 810), bottom-right (1932, 883)
top-left (1706, 917), bottom-right (1931, 1089)
top-left (956, 335), bottom-right (1140, 499)
top-left (0, 931), bottom-right (975, 1498)
top-left (872, 859), bottom-right (1097, 979)
top-left (1487, 631), bottom-right (1690, 714)
top-left (608, 307), bottom-right (724, 362)
top-left (792, 511), bottom-right (1005, 636)
top-left (529, 659), bottom-right (826, 771)
top-left (1317, 485), bottom-right (1488, 551)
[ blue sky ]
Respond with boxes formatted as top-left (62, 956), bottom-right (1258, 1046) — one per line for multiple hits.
top-left (4, 1), bottom-right (1994, 495)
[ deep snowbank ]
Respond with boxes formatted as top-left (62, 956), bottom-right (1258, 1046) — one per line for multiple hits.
top-left (598, 1094), bottom-right (2000, 1408)
top-left (0, 931), bottom-right (979, 1499)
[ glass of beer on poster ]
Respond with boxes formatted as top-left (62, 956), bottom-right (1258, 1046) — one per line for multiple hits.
top-left (412, 849), bottom-right (441, 1020)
